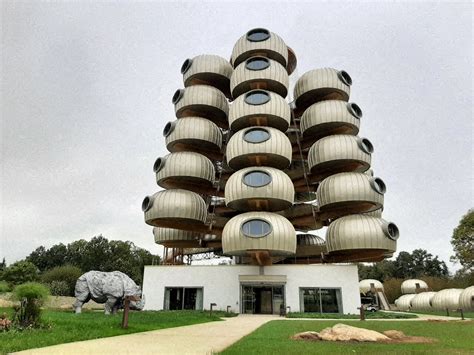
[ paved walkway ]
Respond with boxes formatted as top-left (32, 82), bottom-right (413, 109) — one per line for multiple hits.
top-left (13, 313), bottom-right (468, 355)
top-left (13, 315), bottom-right (279, 355)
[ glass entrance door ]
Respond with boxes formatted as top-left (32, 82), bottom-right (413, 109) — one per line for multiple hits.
top-left (241, 285), bottom-right (285, 314)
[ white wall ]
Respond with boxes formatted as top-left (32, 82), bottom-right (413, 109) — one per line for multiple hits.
top-left (142, 264), bottom-right (359, 314)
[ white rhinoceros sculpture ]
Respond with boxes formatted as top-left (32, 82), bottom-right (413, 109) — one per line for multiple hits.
top-left (73, 271), bottom-right (145, 314)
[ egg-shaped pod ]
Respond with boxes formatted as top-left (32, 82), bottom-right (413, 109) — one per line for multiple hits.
top-left (231, 28), bottom-right (288, 69)
top-left (308, 135), bottom-right (372, 180)
top-left (394, 294), bottom-right (416, 311)
top-left (459, 286), bottom-right (474, 311)
top-left (300, 100), bottom-right (361, 141)
top-left (229, 89), bottom-right (291, 132)
top-left (230, 57), bottom-right (289, 99)
top-left (153, 227), bottom-right (202, 248)
top-left (431, 289), bottom-right (463, 311)
top-left (181, 55), bottom-right (233, 97)
top-left (410, 292), bottom-right (437, 311)
top-left (294, 68), bottom-right (352, 112)
top-left (222, 212), bottom-right (296, 257)
top-left (326, 215), bottom-right (398, 260)
top-left (142, 189), bottom-right (207, 228)
top-left (173, 85), bottom-right (229, 128)
top-left (401, 279), bottom-right (429, 294)
top-left (226, 126), bottom-right (292, 170)
top-left (295, 234), bottom-right (326, 258)
top-left (154, 152), bottom-right (215, 194)
top-left (359, 279), bottom-right (384, 295)
top-left (225, 167), bottom-right (294, 212)
top-left (317, 172), bottom-right (386, 217)
top-left (164, 117), bottom-right (223, 159)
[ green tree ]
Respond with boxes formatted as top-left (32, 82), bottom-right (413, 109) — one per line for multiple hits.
top-left (450, 209), bottom-right (474, 272)
top-left (2, 261), bottom-right (39, 285)
top-left (358, 260), bottom-right (396, 281)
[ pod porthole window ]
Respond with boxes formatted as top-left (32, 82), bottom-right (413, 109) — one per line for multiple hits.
top-left (241, 219), bottom-right (272, 238)
top-left (172, 89), bottom-right (185, 105)
top-left (245, 57), bottom-right (270, 71)
top-left (370, 177), bottom-right (387, 194)
top-left (243, 128), bottom-right (271, 143)
top-left (244, 90), bottom-right (271, 105)
top-left (337, 70), bottom-right (353, 86)
top-left (246, 28), bottom-right (271, 42)
top-left (358, 137), bottom-right (374, 154)
top-left (181, 58), bottom-right (193, 74)
top-left (243, 171), bottom-right (272, 187)
top-left (347, 103), bottom-right (363, 118)
top-left (383, 222), bottom-right (400, 240)
top-left (141, 196), bottom-right (153, 212)
top-left (163, 121), bottom-right (176, 137)
top-left (153, 157), bottom-right (166, 173)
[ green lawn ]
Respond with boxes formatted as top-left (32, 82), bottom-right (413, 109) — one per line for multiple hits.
top-left (286, 311), bottom-right (418, 319)
top-left (408, 310), bottom-right (474, 318)
top-left (0, 307), bottom-right (224, 354)
top-left (222, 320), bottom-right (474, 354)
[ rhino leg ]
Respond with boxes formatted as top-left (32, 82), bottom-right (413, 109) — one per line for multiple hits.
top-left (104, 297), bottom-right (118, 315)
top-left (73, 293), bottom-right (91, 314)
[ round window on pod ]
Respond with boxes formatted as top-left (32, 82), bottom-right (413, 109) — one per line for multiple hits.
top-left (347, 102), bottom-right (363, 118)
top-left (244, 90), bottom-right (271, 105)
top-left (242, 171), bottom-right (272, 187)
top-left (243, 128), bottom-right (271, 143)
top-left (245, 57), bottom-right (270, 71)
top-left (163, 121), bottom-right (176, 137)
top-left (370, 177), bottom-right (386, 194)
top-left (241, 219), bottom-right (272, 238)
top-left (357, 138), bottom-right (374, 154)
top-left (153, 157), bottom-right (166, 173)
top-left (172, 89), bottom-right (185, 105)
top-left (246, 28), bottom-right (271, 42)
top-left (180, 58), bottom-right (193, 74)
top-left (337, 70), bottom-right (353, 86)
top-left (141, 196), bottom-right (153, 212)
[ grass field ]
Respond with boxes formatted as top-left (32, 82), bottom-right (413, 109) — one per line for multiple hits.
top-left (222, 320), bottom-right (474, 354)
top-left (286, 311), bottom-right (418, 319)
top-left (408, 310), bottom-right (474, 318)
top-left (0, 307), bottom-right (224, 354)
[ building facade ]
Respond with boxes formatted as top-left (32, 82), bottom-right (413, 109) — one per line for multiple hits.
top-left (141, 28), bottom-right (399, 314)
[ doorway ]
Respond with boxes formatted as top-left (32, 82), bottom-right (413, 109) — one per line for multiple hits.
top-left (241, 285), bottom-right (284, 314)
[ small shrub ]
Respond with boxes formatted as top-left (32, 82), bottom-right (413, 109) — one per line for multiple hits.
top-left (0, 281), bottom-right (11, 293)
top-left (47, 280), bottom-right (69, 296)
top-left (41, 265), bottom-right (83, 296)
top-left (13, 282), bottom-right (50, 327)
top-left (0, 313), bottom-right (12, 331)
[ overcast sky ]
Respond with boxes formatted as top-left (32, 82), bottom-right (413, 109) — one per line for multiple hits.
top-left (1, 1), bottom-right (472, 271)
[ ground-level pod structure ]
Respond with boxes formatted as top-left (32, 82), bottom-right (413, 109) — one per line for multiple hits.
top-left (394, 294), bottom-right (416, 311)
top-left (410, 291), bottom-right (437, 311)
top-left (401, 279), bottom-right (429, 294)
top-left (459, 286), bottom-right (474, 311)
top-left (431, 289), bottom-right (463, 311)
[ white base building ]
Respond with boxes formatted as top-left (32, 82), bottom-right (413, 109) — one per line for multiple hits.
top-left (142, 264), bottom-right (360, 314)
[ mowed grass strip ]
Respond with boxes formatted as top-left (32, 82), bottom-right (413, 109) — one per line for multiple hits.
top-left (286, 311), bottom-right (418, 319)
top-left (407, 310), bottom-right (474, 318)
top-left (222, 320), bottom-right (474, 354)
top-left (0, 307), bottom-right (223, 354)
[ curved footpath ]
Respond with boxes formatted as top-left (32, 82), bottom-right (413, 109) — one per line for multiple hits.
top-left (12, 313), bottom-right (468, 355)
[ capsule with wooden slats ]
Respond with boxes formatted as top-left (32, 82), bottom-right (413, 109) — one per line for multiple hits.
top-left (300, 100), bottom-right (362, 141)
top-left (153, 227), bottom-right (203, 248)
top-left (164, 117), bottom-right (223, 160)
top-left (431, 289), bottom-right (463, 311)
top-left (229, 89), bottom-right (291, 132)
top-left (225, 167), bottom-right (294, 212)
top-left (222, 211), bottom-right (296, 258)
top-left (459, 286), bottom-right (474, 311)
top-left (308, 135), bottom-right (372, 180)
top-left (317, 172), bottom-right (386, 217)
top-left (326, 215), bottom-right (398, 261)
top-left (359, 279), bottom-right (384, 295)
top-left (294, 68), bottom-right (352, 112)
top-left (142, 189), bottom-right (207, 228)
top-left (154, 152), bottom-right (215, 194)
top-left (231, 28), bottom-right (288, 69)
top-left (410, 292), bottom-right (437, 311)
top-left (395, 294), bottom-right (416, 311)
top-left (401, 279), bottom-right (429, 294)
top-left (226, 126), bottom-right (292, 170)
top-left (230, 57), bottom-right (289, 99)
top-left (295, 234), bottom-right (326, 258)
top-left (173, 85), bottom-right (229, 128)
top-left (181, 55), bottom-right (233, 97)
